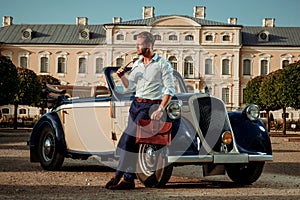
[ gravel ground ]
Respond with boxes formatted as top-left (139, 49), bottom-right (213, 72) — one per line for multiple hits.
top-left (0, 129), bottom-right (299, 200)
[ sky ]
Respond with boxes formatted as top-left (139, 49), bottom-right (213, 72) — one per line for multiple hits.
top-left (0, 0), bottom-right (300, 27)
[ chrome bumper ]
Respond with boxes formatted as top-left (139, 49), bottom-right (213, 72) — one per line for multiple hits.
top-left (168, 154), bottom-right (273, 164)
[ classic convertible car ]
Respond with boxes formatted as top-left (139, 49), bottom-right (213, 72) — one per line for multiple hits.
top-left (29, 66), bottom-right (273, 187)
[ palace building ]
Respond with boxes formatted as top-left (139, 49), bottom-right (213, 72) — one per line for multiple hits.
top-left (0, 6), bottom-right (299, 121)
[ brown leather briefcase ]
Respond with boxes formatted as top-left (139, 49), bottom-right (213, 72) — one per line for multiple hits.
top-left (136, 119), bottom-right (172, 146)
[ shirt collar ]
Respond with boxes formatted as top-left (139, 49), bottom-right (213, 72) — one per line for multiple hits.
top-left (138, 53), bottom-right (159, 64)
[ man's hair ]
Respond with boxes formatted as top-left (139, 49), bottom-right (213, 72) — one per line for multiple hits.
top-left (137, 31), bottom-right (155, 46)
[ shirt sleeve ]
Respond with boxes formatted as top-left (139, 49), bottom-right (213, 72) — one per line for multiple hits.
top-left (161, 60), bottom-right (175, 96)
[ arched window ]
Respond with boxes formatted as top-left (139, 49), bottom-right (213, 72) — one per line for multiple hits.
top-left (222, 88), bottom-right (230, 103)
top-left (222, 35), bottom-right (230, 41)
top-left (243, 59), bottom-right (251, 75)
top-left (154, 34), bottom-right (161, 41)
top-left (168, 56), bottom-right (177, 71)
top-left (260, 60), bottom-right (268, 75)
top-left (205, 35), bottom-right (213, 41)
top-left (20, 56), bottom-right (28, 68)
top-left (205, 59), bottom-right (213, 74)
top-left (184, 56), bottom-right (193, 78)
top-left (282, 60), bottom-right (289, 68)
top-left (185, 35), bottom-right (194, 41)
top-left (222, 59), bottom-right (230, 75)
top-left (116, 58), bottom-right (124, 66)
top-left (116, 34), bottom-right (124, 40)
top-left (40, 57), bottom-right (49, 73)
top-left (95, 57), bottom-right (104, 73)
top-left (57, 57), bottom-right (66, 73)
top-left (169, 34), bottom-right (177, 41)
top-left (78, 57), bottom-right (87, 74)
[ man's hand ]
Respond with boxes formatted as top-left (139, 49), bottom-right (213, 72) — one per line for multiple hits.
top-left (151, 106), bottom-right (164, 120)
top-left (116, 67), bottom-right (126, 78)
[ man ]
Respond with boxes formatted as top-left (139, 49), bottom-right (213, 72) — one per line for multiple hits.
top-left (105, 31), bottom-right (175, 190)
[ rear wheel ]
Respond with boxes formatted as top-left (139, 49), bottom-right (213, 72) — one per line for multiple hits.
top-left (225, 162), bottom-right (265, 184)
top-left (37, 125), bottom-right (65, 170)
top-left (136, 144), bottom-right (173, 187)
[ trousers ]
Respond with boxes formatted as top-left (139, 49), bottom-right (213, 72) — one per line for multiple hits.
top-left (115, 99), bottom-right (160, 181)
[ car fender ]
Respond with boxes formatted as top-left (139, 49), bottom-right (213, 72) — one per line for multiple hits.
top-left (30, 112), bottom-right (66, 162)
top-left (228, 112), bottom-right (272, 155)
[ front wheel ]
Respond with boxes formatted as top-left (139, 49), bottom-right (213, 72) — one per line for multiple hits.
top-left (136, 144), bottom-right (173, 187)
top-left (225, 162), bottom-right (265, 184)
top-left (37, 124), bottom-right (65, 170)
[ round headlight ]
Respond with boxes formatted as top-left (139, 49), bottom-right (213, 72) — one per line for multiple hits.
top-left (244, 104), bottom-right (260, 121)
top-left (167, 102), bottom-right (181, 120)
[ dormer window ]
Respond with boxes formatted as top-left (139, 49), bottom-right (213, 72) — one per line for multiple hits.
top-left (154, 34), bottom-right (161, 41)
top-left (22, 28), bottom-right (32, 40)
top-left (79, 28), bottom-right (90, 40)
top-left (258, 31), bottom-right (269, 42)
top-left (205, 35), bottom-right (213, 41)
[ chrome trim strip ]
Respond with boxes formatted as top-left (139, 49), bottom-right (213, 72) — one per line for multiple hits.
top-left (168, 154), bottom-right (273, 164)
top-left (249, 155), bottom-right (274, 161)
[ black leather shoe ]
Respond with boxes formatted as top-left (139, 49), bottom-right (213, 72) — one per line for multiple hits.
top-left (108, 180), bottom-right (135, 190)
top-left (105, 177), bottom-right (120, 189)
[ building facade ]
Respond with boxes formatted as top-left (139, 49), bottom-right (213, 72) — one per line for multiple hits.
top-left (0, 6), bottom-right (299, 120)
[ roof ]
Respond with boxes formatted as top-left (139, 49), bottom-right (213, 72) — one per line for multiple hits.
top-left (0, 24), bottom-right (106, 45)
top-left (0, 15), bottom-right (299, 47)
top-left (242, 26), bottom-right (300, 47)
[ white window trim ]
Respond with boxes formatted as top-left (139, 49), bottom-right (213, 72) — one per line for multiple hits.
top-left (258, 54), bottom-right (271, 75)
top-left (203, 53), bottom-right (215, 75)
top-left (203, 31), bottom-right (216, 43)
top-left (56, 52), bottom-right (68, 77)
top-left (220, 53), bottom-right (233, 76)
top-left (38, 51), bottom-right (51, 74)
top-left (18, 51), bottom-right (30, 68)
top-left (94, 56), bottom-right (104, 75)
top-left (77, 52), bottom-right (89, 77)
top-left (280, 54), bottom-right (293, 69)
top-left (242, 55), bottom-right (254, 76)
top-left (221, 32), bottom-right (233, 42)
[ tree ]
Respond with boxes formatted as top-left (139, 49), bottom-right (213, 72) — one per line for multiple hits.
top-left (13, 67), bottom-right (41, 129)
top-left (37, 75), bottom-right (61, 114)
top-left (244, 75), bottom-right (277, 131)
top-left (275, 61), bottom-right (300, 134)
top-left (0, 55), bottom-right (19, 106)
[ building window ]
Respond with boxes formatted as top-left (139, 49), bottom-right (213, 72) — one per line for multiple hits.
top-left (116, 58), bottom-right (124, 66)
top-left (40, 57), bottom-right (49, 73)
top-left (205, 59), bottom-right (213, 74)
top-left (154, 34), bottom-right (161, 41)
top-left (57, 57), bottom-right (66, 73)
top-left (222, 35), bottom-right (230, 41)
top-left (2, 108), bottom-right (9, 114)
top-left (205, 35), bottom-right (213, 41)
top-left (222, 88), bottom-right (230, 103)
top-left (78, 57), bottom-right (87, 74)
top-left (169, 34), bottom-right (177, 41)
top-left (185, 35), bottom-right (194, 41)
top-left (169, 56), bottom-right (177, 71)
top-left (282, 60), bottom-right (289, 68)
top-left (243, 59), bottom-right (251, 75)
top-left (20, 56), bottom-right (28, 68)
top-left (19, 108), bottom-right (26, 114)
top-left (184, 56), bottom-right (193, 78)
top-left (95, 57), bottom-right (104, 73)
top-left (133, 34), bottom-right (138, 40)
top-left (222, 59), bottom-right (230, 75)
top-left (260, 60), bottom-right (268, 75)
top-left (116, 34), bottom-right (124, 40)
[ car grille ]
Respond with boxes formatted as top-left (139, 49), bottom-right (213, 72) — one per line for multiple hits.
top-left (189, 96), bottom-right (233, 153)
